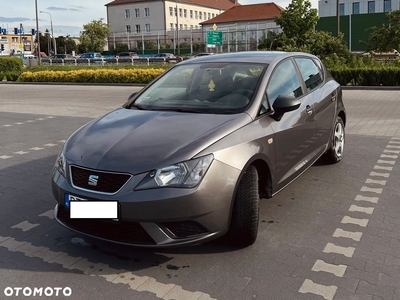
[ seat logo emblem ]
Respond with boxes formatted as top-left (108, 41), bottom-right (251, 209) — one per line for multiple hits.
top-left (88, 175), bottom-right (99, 186)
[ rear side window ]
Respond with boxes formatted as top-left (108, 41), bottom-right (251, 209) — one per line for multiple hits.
top-left (295, 58), bottom-right (323, 92)
top-left (266, 59), bottom-right (303, 105)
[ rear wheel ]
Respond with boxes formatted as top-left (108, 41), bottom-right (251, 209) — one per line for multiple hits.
top-left (229, 166), bottom-right (260, 247)
top-left (322, 116), bottom-right (345, 164)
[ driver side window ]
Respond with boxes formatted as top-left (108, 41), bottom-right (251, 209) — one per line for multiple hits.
top-left (266, 59), bottom-right (303, 106)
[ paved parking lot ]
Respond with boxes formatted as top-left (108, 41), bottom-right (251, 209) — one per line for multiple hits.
top-left (0, 85), bottom-right (399, 300)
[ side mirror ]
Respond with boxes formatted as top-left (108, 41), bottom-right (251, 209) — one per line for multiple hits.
top-left (128, 92), bottom-right (138, 100)
top-left (272, 95), bottom-right (301, 121)
top-left (123, 92), bottom-right (138, 108)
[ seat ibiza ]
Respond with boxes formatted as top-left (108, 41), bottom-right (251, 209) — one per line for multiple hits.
top-left (52, 51), bottom-right (346, 247)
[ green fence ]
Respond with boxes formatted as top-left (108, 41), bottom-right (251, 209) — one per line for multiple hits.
top-left (316, 13), bottom-right (389, 52)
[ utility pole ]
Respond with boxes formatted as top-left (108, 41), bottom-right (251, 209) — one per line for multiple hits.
top-left (35, 0), bottom-right (41, 64)
top-left (336, 0), bottom-right (340, 37)
top-left (176, 0), bottom-right (180, 56)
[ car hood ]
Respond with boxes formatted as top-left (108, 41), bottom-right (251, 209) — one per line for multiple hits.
top-left (65, 108), bottom-right (251, 174)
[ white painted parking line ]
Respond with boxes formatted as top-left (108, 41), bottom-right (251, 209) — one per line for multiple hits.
top-left (46, 116), bottom-right (55, 119)
top-left (333, 228), bottom-right (362, 241)
top-left (374, 165), bottom-right (393, 171)
top-left (360, 186), bottom-right (383, 194)
top-left (389, 141), bottom-right (400, 144)
top-left (58, 140), bottom-right (66, 143)
top-left (384, 149), bottom-right (400, 154)
top-left (25, 120), bottom-right (35, 123)
top-left (0, 155), bottom-right (13, 160)
top-left (11, 221), bottom-right (40, 232)
top-left (14, 122), bottom-right (24, 125)
top-left (392, 137), bottom-right (400, 140)
top-left (38, 210), bottom-right (54, 219)
top-left (30, 147), bottom-right (44, 151)
top-left (365, 178), bottom-right (387, 186)
top-left (44, 143), bottom-right (58, 147)
top-left (3, 124), bottom-right (12, 127)
top-left (377, 160), bottom-right (396, 165)
top-left (0, 237), bottom-right (216, 300)
top-left (36, 118), bottom-right (45, 121)
top-left (299, 279), bottom-right (337, 300)
top-left (387, 145), bottom-right (400, 149)
top-left (349, 205), bottom-right (374, 215)
top-left (381, 154), bottom-right (398, 159)
top-left (311, 260), bottom-right (347, 277)
top-left (323, 243), bottom-right (355, 258)
top-left (369, 172), bottom-right (390, 178)
top-left (341, 216), bottom-right (369, 227)
top-left (355, 195), bottom-right (379, 203)
top-left (14, 151), bottom-right (29, 155)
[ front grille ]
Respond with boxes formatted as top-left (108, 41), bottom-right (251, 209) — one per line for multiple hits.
top-left (70, 166), bottom-right (131, 194)
top-left (57, 206), bottom-right (156, 245)
top-left (162, 221), bottom-right (209, 239)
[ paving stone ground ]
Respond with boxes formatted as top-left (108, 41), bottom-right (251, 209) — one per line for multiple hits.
top-left (0, 85), bottom-right (399, 300)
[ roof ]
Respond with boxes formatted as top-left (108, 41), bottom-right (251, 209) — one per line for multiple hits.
top-left (105, 0), bottom-right (239, 10)
top-left (200, 2), bottom-right (284, 25)
top-left (180, 51), bottom-right (300, 65)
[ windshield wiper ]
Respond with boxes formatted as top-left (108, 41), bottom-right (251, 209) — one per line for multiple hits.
top-left (130, 104), bottom-right (147, 110)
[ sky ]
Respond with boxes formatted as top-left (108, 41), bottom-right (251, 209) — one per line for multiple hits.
top-left (0, 0), bottom-right (319, 37)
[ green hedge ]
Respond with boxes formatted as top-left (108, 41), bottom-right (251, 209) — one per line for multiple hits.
top-left (0, 57), bottom-right (23, 73)
top-left (0, 71), bottom-right (21, 81)
top-left (329, 67), bottom-right (400, 86)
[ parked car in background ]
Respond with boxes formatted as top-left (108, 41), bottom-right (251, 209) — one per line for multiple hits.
top-left (52, 51), bottom-right (346, 248)
top-left (40, 52), bottom-right (49, 59)
top-left (116, 52), bottom-right (139, 59)
top-left (193, 53), bottom-right (214, 58)
top-left (53, 54), bottom-right (74, 60)
top-left (153, 53), bottom-right (176, 58)
top-left (79, 52), bottom-right (104, 64)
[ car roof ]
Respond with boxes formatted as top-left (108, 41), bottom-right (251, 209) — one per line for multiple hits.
top-left (180, 51), bottom-right (318, 65)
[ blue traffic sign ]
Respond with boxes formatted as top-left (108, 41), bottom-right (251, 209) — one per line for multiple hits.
top-left (17, 29), bottom-right (23, 34)
top-left (1, 28), bottom-right (6, 34)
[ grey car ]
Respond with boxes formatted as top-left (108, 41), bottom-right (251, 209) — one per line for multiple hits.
top-left (52, 51), bottom-right (346, 248)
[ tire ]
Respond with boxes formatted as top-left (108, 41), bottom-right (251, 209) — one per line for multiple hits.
top-left (229, 165), bottom-right (260, 247)
top-left (322, 116), bottom-right (345, 164)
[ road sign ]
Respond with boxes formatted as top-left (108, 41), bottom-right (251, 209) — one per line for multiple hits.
top-left (18, 44), bottom-right (23, 50)
top-left (212, 24), bottom-right (218, 31)
top-left (1, 28), bottom-right (6, 34)
top-left (17, 29), bottom-right (23, 34)
top-left (207, 31), bottom-right (222, 46)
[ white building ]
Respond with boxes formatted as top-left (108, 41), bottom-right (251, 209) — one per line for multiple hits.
top-left (105, 0), bottom-right (238, 51)
top-left (318, 0), bottom-right (399, 17)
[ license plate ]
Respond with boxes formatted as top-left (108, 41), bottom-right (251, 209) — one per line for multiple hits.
top-left (70, 201), bottom-right (119, 219)
top-left (65, 194), bottom-right (118, 219)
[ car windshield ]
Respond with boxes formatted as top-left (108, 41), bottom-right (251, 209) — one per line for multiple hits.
top-left (131, 62), bottom-right (267, 114)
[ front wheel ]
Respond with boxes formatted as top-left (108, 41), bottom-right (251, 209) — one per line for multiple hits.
top-left (322, 116), bottom-right (345, 164)
top-left (228, 166), bottom-right (260, 247)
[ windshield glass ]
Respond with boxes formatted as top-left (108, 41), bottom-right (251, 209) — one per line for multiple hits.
top-left (131, 62), bottom-right (267, 114)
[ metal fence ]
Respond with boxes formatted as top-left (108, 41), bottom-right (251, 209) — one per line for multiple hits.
top-left (40, 57), bottom-right (183, 66)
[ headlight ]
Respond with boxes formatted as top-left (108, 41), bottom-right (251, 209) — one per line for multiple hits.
top-left (135, 154), bottom-right (214, 190)
top-left (55, 148), bottom-right (67, 177)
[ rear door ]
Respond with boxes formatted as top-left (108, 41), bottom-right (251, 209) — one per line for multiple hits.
top-left (266, 58), bottom-right (318, 192)
top-left (294, 57), bottom-right (336, 155)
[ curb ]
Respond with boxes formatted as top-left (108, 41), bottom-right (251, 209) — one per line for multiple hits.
top-left (341, 86), bottom-right (400, 90)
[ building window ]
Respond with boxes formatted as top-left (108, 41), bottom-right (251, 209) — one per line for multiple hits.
top-left (179, 8), bottom-right (182, 17)
top-left (145, 8), bottom-right (150, 17)
top-left (135, 8), bottom-right (140, 18)
top-left (145, 24), bottom-right (150, 33)
top-left (212, 13), bottom-right (215, 18)
top-left (180, 24), bottom-right (183, 30)
top-left (352, 2), bottom-right (360, 14)
top-left (368, 1), bottom-right (375, 13)
top-left (136, 24), bottom-right (141, 33)
top-left (195, 11), bottom-right (198, 19)
top-left (170, 23), bottom-right (174, 30)
top-left (199, 12), bottom-right (202, 20)
top-left (190, 10), bottom-right (193, 18)
top-left (174, 7), bottom-right (177, 16)
top-left (190, 25), bottom-right (193, 29)
top-left (339, 3), bottom-right (345, 15)
top-left (126, 25), bottom-right (131, 33)
top-left (184, 9), bottom-right (187, 18)
top-left (384, 0), bottom-right (391, 12)
top-left (184, 24), bottom-right (188, 30)
top-left (169, 7), bottom-right (173, 16)
top-left (208, 13), bottom-right (211, 19)
top-left (125, 9), bottom-right (130, 19)
top-left (204, 12), bottom-right (207, 19)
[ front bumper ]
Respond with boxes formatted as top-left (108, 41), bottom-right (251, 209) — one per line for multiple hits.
top-left (52, 160), bottom-right (240, 247)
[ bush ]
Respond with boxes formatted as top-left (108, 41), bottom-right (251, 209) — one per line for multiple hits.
top-left (0, 71), bottom-right (21, 81)
top-left (329, 67), bottom-right (400, 86)
top-left (18, 68), bottom-right (166, 84)
top-left (0, 57), bottom-right (23, 72)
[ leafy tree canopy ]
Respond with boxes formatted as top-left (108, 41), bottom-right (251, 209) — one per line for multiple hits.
top-left (367, 10), bottom-right (400, 52)
top-left (80, 19), bottom-right (110, 52)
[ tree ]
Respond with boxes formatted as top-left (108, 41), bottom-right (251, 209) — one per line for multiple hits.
top-left (367, 10), bottom-right (400, 52)
top-left (274, 0), bottom-right (318, 40)
top-left (80, 19), bottom-right (110, 52)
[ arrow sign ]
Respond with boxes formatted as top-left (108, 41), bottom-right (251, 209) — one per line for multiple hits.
top-left (1, 28), bottom-right (6, 34)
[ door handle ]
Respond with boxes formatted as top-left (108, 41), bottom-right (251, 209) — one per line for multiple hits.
top-left (306, 105), bottom-right (313, 115)
top-left (331, 93), bottom-right (337, 102)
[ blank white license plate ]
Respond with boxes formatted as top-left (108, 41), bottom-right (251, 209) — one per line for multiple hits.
top-left (70, 201), bottom-right (118, 219)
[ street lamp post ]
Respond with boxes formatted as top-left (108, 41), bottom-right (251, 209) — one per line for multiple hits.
top-left (35, 0), bottom-right (41, 65)
top-left (176, 0), bottom-right (180, 56)
top-left (336, 0), bottom-right (340, 37)
top-left (40, 10), bottom-right (57, 55)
